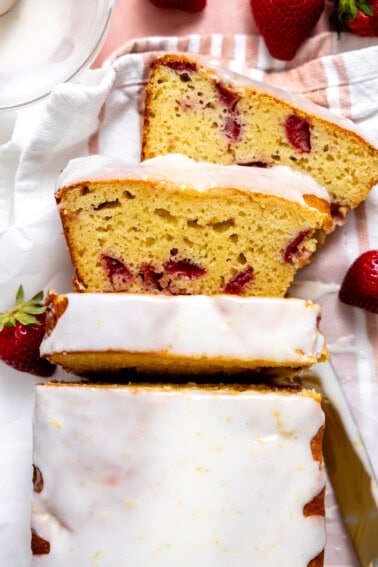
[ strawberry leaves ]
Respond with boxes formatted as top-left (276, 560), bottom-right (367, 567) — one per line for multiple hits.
top-left (0, 286), bottom-right (47, 332)
top-left (336, 0), bottom-right (374, 21)
top-left (354, 1), bottom-right (374, 16)
top-left (333, 0), bottom-right (378, 36)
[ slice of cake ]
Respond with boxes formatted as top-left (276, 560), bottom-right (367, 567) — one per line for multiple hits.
top-left (56, 153), bottom-right (331, 297)
top-left (40, 292), bottom-right (328, 375)
top-left (142, 53), bottom-right (378, 223)
top-left (31, 382), bottom-right (326, 566)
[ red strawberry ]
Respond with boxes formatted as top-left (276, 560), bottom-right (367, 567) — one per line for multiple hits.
top-left (250, 0), bottom-right (325, 61)
top-left (148, 0), bottom-right (206, 12)
top-left (339, 250), bottom-right (378, 313)
top-left (163, 258), bottom-right (206, 278)
top-left (0, 286), bottom-right (55, 377)
top-left (224, 268), bottom-right (254, 295)
top-left (333, 0), bottom-right (378, 36)
top-left (285, 115), bottom-right (312, 153)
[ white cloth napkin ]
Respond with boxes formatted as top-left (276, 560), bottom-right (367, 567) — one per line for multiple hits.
top-left (0, 33), bottom-right (377, 566)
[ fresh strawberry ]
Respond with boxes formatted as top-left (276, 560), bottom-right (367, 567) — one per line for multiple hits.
top-left (148, 0), bottom-right (206, 12)
top-left (0, 286), bottom-right (55, 377)
top-left (333, 0), bottom-right (378, 36)
top-left (339, 250), bottom-right (378, 313)
top-left (250, 0), bottom-right (325, 61)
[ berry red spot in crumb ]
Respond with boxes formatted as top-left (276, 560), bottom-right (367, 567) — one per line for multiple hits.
top-left (101, 255), bottom-right (133, 291)
top-left (139, 264), bottom-right (163, 291)
top-left (178, 99), bottom-right (195, 111)
top-left (223, 117), bottom-right (242, 141)
top-left (224, 267), bottom-right (254, 294)
top-left (216, 83), bottom-right (241, 112)
top-left (239, 161), bottom-right (268, 168)
top-left (164, 258), bottom-right (206, 278)
top-left (31, 529), bottom-right (50, 555)
top-left (166, 61), bottom-right (197, 73)
top-left (285, 115), bottom-right (311, 153)
top-left (284, 230), bottom-right (311, 263)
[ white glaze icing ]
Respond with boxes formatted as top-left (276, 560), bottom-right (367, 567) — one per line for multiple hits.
top-left (40, 294), bottom-right (326, 365)
top-left (288, 280), bottom-right (340, 301)
top-left (32, 383), bottom-right (325, 566)
top-left (56, 154), bottom-right (330, 209)
top-left (327, 335), bottom-right (356, 355)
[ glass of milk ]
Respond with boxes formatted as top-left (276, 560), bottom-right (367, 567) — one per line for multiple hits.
top-left (0, 0), bottom-right (114, 110)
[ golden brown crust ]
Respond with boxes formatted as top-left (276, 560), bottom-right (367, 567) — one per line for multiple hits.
top-left (304, 424), bottom-right (325, 566)
top-left (72, 276), bottom-right (86, 292)
top-left (44, 290), bottom-right (68, 336)
top-left (303, 195), bottom-right (332, 228)
top-left (303, 487), bottom-right (325, 518)
top-left (308, 550), bottom-right (325, 567)
top-left (32, 464), bottom-right (44, 494)
top-left (44, 350), bottom-right (326, 378)
top-left (310, 425), bottom-right (324, 465)
top-left (31, 529), bottom-right (50, 555)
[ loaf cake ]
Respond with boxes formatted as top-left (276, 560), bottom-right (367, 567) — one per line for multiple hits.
top-left (56, 153), bottom-right (331, 297)
top-left (31, 382), bottom-right (326, 566)
top-left (40, 292), bottom-right (328, 375)
top-left (142, 53), bottom-right (378, 223)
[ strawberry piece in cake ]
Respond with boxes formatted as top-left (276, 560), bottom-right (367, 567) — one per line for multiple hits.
top-left (55, 154), bottom-right (331, 297)
top-left (142, 53), bottom-right (378, 222)
top-left (285, 114), bottom-right (312, 153)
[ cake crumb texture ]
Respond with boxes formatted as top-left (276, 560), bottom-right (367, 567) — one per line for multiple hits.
top-left (142, 54), bottom-right (378, 217)
top-left (56, 158), bottom-right (330, 297)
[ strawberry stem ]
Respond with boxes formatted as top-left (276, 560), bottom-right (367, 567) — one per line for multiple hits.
top-left (332, 0), bottom-right (374, 23)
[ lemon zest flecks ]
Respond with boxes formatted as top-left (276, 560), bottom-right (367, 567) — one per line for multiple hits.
top-left (48, 418), bottom-right (61, 429)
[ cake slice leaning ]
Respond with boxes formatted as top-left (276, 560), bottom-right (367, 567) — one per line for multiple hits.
top-left (141, 53), bottom-right (378, 225)
top-left (31, 382), bottom-right (326, 567)
top-left (55, 153), bottom-right (331, 297)
top-left (40, 292), bottom-right (328, 376)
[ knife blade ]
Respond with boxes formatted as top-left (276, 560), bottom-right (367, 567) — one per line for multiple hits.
top-left (301, 361), bottom-right (378, 567)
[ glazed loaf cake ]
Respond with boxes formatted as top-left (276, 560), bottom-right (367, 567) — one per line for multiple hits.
top-left (56, 154), bottom-right (331, 297)
top-left (31, 382), bottom-right (325, 566)
top-left (142, 53), bottom-right (378, 223)
top-left (40, 292), bottom-right (328, 375)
